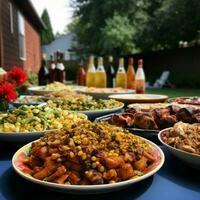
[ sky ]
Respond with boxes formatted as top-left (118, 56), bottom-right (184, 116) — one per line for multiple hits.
top-left (31, 0), bottom-right (74, 34)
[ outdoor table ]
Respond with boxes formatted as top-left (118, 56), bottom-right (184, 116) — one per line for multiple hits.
top-left (0, 141), bottom-right (199, 200)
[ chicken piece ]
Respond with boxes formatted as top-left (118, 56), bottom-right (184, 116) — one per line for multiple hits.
top-left (47, 165), bottom-right (67, 181)
top-left (133, 156), bottom-right (148, 171)
top-left (167, 105), bottom-right (182, 115)
top-left (54, 174), bottom-right (69, 184)
top-left (124, 152), bottom-right (136, 162)
top-left (111, 114), bottom-right (134, 127)
top-left (79, 178), bottom-right (92, 185)
top-left (176, 107), bottom-right (195, 123)
top-left (25, 155), bottom-right (43, 169)
top-left (103, 169), bottom-right (118, 181)
top-left (117, 163), bottom-right (135, 180)
top-left (133, 112), bottom-right (158, 130)
top-left (48, 148), bottom-right (59, 154)
top-left (192, 109), bottom-right (200, 122)
top-left (33, 157), bottom-right (59, 180)
top-left (152, 108), bottom-right (177, 129)
top-left (101, 156), bottom-right (124, 169)
top-left (68, 172), bottom-right (81, 184)
top-left (85, 170), bottom-right (104, 184)
top-left (125, 107), bottom-right (141, 114)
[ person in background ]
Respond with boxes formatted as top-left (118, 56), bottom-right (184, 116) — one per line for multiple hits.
top-left (49, 55), bottom-right (56, 83)
top-left (38, 59), bottom-right (49, 85)
top-left (55, 53), bottom-right (65, 82)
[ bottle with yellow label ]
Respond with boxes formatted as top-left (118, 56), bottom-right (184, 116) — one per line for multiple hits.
top-left (86, 56), bottom-right (96, 87)
top-left (95, 57), bottom-right (107, 88)
top-left (115, 58), bottom-right (127, 88)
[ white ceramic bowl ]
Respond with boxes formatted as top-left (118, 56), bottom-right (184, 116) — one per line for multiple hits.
top-left (109, 94), bottom-right (168, 104)
top-left (78, 88), bottom-right (135, 99)
top-left (12, 137), bottom-right (165, 194)
top-left (77, 104), bottom-right (124, 119)
top-left (158, 128), bottom-right (200, 169)
top-left (0, 130), bottom-right (55, 143)
top-left (28, 86), bottom-right (54, 95)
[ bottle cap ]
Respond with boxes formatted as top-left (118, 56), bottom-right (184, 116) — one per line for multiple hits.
top-left (119, 58), bottom-right (124, 66)
top-left (98, 57), bottom-right (103, 65)
top-left (129, 57), bottom-right (134, 65)
top-left (108, 56), bottom-right (113, 62)
top-left (138, 59), bottom-right (143, 67)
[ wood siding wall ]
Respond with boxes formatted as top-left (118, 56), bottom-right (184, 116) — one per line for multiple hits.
top-left (0, 0), bottom-right (41, 72)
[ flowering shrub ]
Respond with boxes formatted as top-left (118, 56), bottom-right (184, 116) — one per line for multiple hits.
top-left (0, 66), bottom-right (28, 111)
top-left (5, 66), bottom-right (28, 86)
top-left (0, 83), bottom-right (17, 102)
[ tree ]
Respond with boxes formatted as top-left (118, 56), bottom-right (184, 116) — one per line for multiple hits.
top-left (101, 13), bottom-right (135, 55)
top-left (40, 9), bottom-right (54, 45)
top-left (71, 0), bottom-right (200, 54)
top-left (71, 0), bottom-right (142, 55)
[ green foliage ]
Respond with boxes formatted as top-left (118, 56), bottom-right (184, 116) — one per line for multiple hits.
top-left (101, 13), bottom-right (135, 55)
top-left (26, 70), bottom-right (38, 86)
top-left (65, 17), bottom-right (80, 32)
top-left (71, 0), bottom-right (200, 54)
top-left (40, 9), bottom-right (54, 45)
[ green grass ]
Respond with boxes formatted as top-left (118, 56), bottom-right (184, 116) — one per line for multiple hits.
top-left (146, 88), bottom-right (200, 98)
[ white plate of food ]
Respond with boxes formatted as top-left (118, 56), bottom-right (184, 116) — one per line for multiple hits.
top-left (10, 95), bottom-right (45, 107)
top-left (78, 87), bottom-right (135, 99)
top-left (28, 82), bottom-right (77, 95)
top-left (158, 122), bottom-right (200, 169)
top-left (46, 99), bottom-right (124, 120)
top-left (109, 94), bottom-right (168, 104)
top-left (28, 86), bottom-right (54, 95)
top-left (12, 121), bottom-right (164, 194)
top-left (77, 105), bottom-right (124, 119)
top-left (128, 103), bottom-right (198, 111)
top-left (43, 89), bottom-right (92, 101)
top-left (167, 96), bottom-right (200, 106)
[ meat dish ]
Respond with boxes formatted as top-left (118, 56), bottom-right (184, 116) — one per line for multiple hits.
top-left (110, 105), bottom-right (200, 130)
top-left (161, 122), bottom-right (200, 155)
top-left (22, 120), bottom-right (159, 185)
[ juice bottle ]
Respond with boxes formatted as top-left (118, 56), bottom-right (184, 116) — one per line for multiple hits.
top-left (127, 57), bottom-right (136, 90)
top-left (116, 58), bottom-right (127, 88)
top-left (135, 59), bottom-right (145, 94)
top-left (95, 57), bottom-right (107, 88)
top-left (77, 60), bottom-right (86, 86)
top-left (86, 56), bottom-right (96, 87)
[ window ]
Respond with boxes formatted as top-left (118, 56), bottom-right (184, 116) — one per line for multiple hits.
top-left (9, 3), bottom-right (14, 33)
top-left (18, 12), bottom-right (25, 60)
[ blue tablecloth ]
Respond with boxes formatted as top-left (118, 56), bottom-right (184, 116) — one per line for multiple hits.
top-left (0, 142), bottom-right (199, 200)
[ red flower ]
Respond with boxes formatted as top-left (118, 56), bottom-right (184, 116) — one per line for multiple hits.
top-left (6, 66), bottom-right (28, 86)
top-left (0, 78), bottom-right (4, 85)
top-left (0, 83), bottom-right (17, 102)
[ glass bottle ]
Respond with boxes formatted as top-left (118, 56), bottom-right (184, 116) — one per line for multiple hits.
top-left (95, 57), bottom-right (107, 88)
top-left (127, 57), bottom-right (136, 90)
top-left (115, 58), bottom-right (127, 88)
top-left (135, 59), bottom-right (145, 94)
top-left (77, 60), bottom-right (86, 86)
top-left (86, 56), bottom-right (96, 87)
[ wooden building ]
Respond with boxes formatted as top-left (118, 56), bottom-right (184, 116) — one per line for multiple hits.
top-left (0, 0), bottom-right (45, 72)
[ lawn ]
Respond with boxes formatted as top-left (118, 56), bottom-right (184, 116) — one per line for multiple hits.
top-left (146, 88), bottom-right (200, 98)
